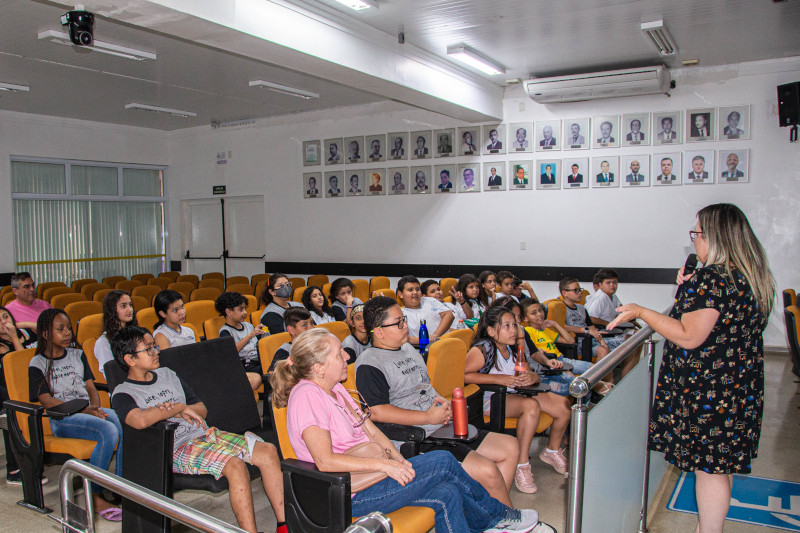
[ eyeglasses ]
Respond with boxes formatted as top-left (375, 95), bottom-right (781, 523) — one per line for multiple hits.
top-left (689, 230), bottom-right (703, 242)
top-left (133, 345), bottom-right (160, 356)
top-left (563, 288), bottom-right (583, 293)
top-left (334, 390), bottom-right (372, 428)
top-left (371, 315), bottom-right (407, 333)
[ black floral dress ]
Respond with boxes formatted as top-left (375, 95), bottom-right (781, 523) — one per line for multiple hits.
top-left (649, 265), bottom-right (766, 474)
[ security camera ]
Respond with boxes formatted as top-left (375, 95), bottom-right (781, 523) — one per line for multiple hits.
top-left (60, 10), bottom-right (94, 46)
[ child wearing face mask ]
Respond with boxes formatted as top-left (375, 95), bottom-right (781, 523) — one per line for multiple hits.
top-left (258, 273), bottom-right (303, 334)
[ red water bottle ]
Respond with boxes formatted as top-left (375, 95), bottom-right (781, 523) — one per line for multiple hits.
top-left (514, 343), bottom-right (527, 377)
top-left (452, 388), bottom-right (468, 437)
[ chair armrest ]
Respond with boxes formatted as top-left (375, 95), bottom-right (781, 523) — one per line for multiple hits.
top-left (95, 382), bottom-right (110, 393)
top-left (282, 459), bottom-right (352, 532)
top-left (469, 384), bottom-right (507, 433)
top-left (4, 400), bottom-right (45, 417)
top-left (556, 342), bottom-right (578, 359)
top-left (373, 422), bottom-right (426, 459)
top-left (122, 421), bottom-right (178, 495)
top-left (282, 458), bottom-right (350, 485)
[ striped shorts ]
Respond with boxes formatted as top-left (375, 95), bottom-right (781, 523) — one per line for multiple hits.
top-left (173, 427), bottom-right (263, 479)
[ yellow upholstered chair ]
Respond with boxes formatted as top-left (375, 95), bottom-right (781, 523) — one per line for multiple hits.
top-left (251, 309), bottom-right (265, 327)
top-left (184, 301), bottom-right (218, 336)
top-left (426, 338), bottom-right (481, 402)
top-left (784, 288), bottom-right (797, 309)
top-left (82, 337), bottom-right (110, 408)
top-left (80, 282), bottom-right (110, 301)
top-left (203, 316), bottom-right (227, 340)
top-left (167, 282), bottom-right (194, 302)
top-left (159, 271), bottom-right (180, 282)
top-left (440, 328), bottom-right (474, 350)
top-left (251, 273), bottom-right (270, 287)
top-left (190, 287), bottom-right (221, 302)
top-left (244, 295), bottom-right (258, 314)
top-left (115, 279), bottom-right (143, 293)
top-left (131, 296), bottom-right (149, 313)
top-left (439, 277), bottom-right (457, 298)
top-left (36, 281), bottom-right (66, 299)
top-left (50, 293), bottom-right (87, 309)
top-left (315, 321), bottom-right (350, 342)
top-left (292, 286), bottom-right (307, 303)
top-left (131, 273), bottom-right (154, 284)
top-left (76, 313), bottom-right (104, 345)
top-left (43, 286), bottom-right (74, 302)
top-left (176, 274), bottom-right (200, 288)
top-left (132, 285), bottom-right (161, 306)
top-left (147, 277), bottom-right (171, 290)
top-left (182, 322), bottom-right (202, 343)
top-left (257, 332), bottom-right (291, 375)
top-left (102, 276), bottom-right (126, 288)
top-left (227, 283), bottom-right (254, 296)
top-left (198, 278), bottom-right (224, 291)
top-left (352, 279), bottom-right (369, 303)
top-left (202, 272), bottom-right (224, 281)
top-left (64, 301), bottom-right (102, 328)
top-left (369, 276), bottom-right (390, 295)
top-left (225, 276), bottom-right (249, 287)
top-left (1, 293), bottom-right (15, 306)
top-left (136, 307), bottom-right (159, 332)
top-left (92, 288), bottom-right (113, 303)
top-left (307, 274), bottom-right (329, 287)
top-left (71, 278), bottom-right (98, 292)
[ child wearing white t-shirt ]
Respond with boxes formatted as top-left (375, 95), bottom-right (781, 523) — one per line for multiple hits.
top-left (396, 275), bottom-right (454, 345)
top-left (421, 279), bottom-right (468, 329)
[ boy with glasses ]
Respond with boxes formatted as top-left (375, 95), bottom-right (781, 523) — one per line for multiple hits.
top-left (355, 297), bottom-right (520, 506)
top-left (558, 278), bottom-right (612, 362)
top-left (110, 327), bottom-right (287, 533)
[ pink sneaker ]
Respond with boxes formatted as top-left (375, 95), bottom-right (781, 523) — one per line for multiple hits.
top-left (514, 463), bottom-right (537, 494)
top-left (539, 449), bottom-right (568, 476)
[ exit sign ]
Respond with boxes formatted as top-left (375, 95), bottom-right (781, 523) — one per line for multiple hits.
top-left (213, 185), bottom-right (226, 195)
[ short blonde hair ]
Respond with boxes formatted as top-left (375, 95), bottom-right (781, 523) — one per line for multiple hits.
top-left (269, 328), bottom-right (338, 408)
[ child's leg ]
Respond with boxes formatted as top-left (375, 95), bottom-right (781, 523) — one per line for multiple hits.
top-left (220, 457), bottom-right (258, 533)
top-left (620, 345), bottom-right (642, 378)
top-left (100, 408), bottom-right (123, 476)
top-left (534, 393), bottom-right (571, 450)
top-left (503, 395), bottom-right (540, 464)
top-left (245, 372), bottom-right (262, 391)
top-left (249, 441), bottom-right (285, 523)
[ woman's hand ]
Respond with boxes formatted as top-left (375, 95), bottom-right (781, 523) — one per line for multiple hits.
top-left (382, 458), bottom-right (416, 486)
top-left (676, 265), bottom-right (696, 286)
top-left (607, 304), bottom-right (643, 330)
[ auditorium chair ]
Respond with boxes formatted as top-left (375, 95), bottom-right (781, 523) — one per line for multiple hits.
top-left (439, 277), bottom-right (457, 298)
top-left (132, 285), bottom-right (161, 305)
top-left (50, 293), bottom-right (87, 309)
top-left (80, 282), bottom-right (111, 301)
top-left (147, 277), bottom-right (171, 290)
top-left (225, 276), bottom-right (249, 287)
top-left (189, 287), bottom-right (221, 302)
top-left (292, 286), bottom-right (307, 302)
top-left (102, 276), bottom-right (126, 288)
top-left (92, 288), bottom-right (113, 303)
top-left (203, 316), bottom-right (226, 340)
top-left (35, 281), bottom-right (66, 299)
top-left (314, 321), bottom-right (350, 342)
top-left (307, 274), bottom-right (329, 287)
top-left (244, 295), bottom-right (258, 313)
top-left (115, 280), bottom-right (143, 293)
top-left (131, 296), bottom-right (149, 313)
top-left (72, 278), bottom-right (98, 292)
top-left (42, 286), bottom-right (74, 302)
top-left (184, 301), bottom-right (218, 337)
top-left (175, 274), bottom-right (199, 288)
top-left (201, 272), bottom-right (224, 281)
top-left (158, 271), bottom-right (180, 282)
top-left (250, 273), bottom-right (270, 287)
top-left (784, 305), bottom-right (800, 377)
top-left (0, 286), bottom-right (12, 299)
top-left (198, 278), bottom-right (224, 291)
top-left (784, 289), bottom-right (797, 309)
top-left (440, 328), bottom-right (474, 349)
top-left (76, 313), bottom-right (104, 345)
top-left (105, 337), bottom-right (270, 533)
top-left (64, 301), bottom-right (102, 329)
top-left (352, 279), bottom-right (369, 303)
top-left (166, 282), bottom-right (193, 302)
top-left (130, 273), bottom-right (154, 284)
top-left (254, 280), bottom-right (268, 301)
top-left (81, 337), bottom-right (110, 408)
top-left (135, 307), bottom-right (159, 331)
top-left (369, 276), bottom-right (390, 295)
top-left (226, 283), bottom-right (254, 296)
top-left (2, 293), bottom-right (15, 306)
top-left (288, 277), bottom-right (305, 291)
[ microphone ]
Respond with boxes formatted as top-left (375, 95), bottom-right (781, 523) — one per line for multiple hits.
top-left (683, 253), bottom-right (698, 277)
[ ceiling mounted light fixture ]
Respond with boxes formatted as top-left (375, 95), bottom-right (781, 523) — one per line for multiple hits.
top-left (332, 0), bottom-right (377, 11)
top-left (641, 20), bottom-right (678, 56)
top-left (446, 45), bottom-right (505, 75)
top-left (0, 82), bottom-right (30, 92)
top-left (125, 103), bottom-right (196, 118)
top-left (249, 80), bottom-right (320, 100)
top-left (38, 30), bottom-right (157, 61)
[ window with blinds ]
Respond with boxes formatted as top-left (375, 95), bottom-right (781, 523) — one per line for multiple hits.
top-left (11, 159), bottom-right (167, 284)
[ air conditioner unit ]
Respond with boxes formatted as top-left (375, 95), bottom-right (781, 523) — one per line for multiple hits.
top-left (523, 66), bottom-right (671, 103)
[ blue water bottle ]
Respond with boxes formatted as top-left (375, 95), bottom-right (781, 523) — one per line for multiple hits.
top-left (418, 319), bottom-right (430, 356)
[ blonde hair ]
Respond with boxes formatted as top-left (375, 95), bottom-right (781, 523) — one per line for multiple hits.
top-left (697, 203), bottom-right (776, 315)
top-left (269, 328), bottom-right (338, 408)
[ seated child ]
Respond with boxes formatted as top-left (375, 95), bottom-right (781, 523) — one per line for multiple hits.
top-left (153, 290), bottom-right (196, 349)
top-left (584, 268), bottom-right (640, 378)
top-left (110, 327), bottom-right (286, 533)
top-left (455, 273), bottom-right (486, 319)
top-left (520, 298), bottom-right (611, 396)
top-left (258, 274), bottom-right (303, 334)
top-left (463, 305), bottom-right (571, 492)
top-left (479, 270), bottom-right (498, 305)
top-left (301, 286), bottom-right (335, 325)
top-left (216, 292), bottom-right (267, 391)
top-left (396, 275), bottom-right (454, 345)
top-left (271, 307), bottom-right (314, 371)
top-left (558, 278), bottom-right (617, 361)
top-left (341, 303), bottom-right (371, 363)
top-left (356, 297), bottom-right (519, 507)
top-left (421, 279), bottom-right (468, 329)
top-left (496, 271), bottom-right (537, 302)
top-left (94, 290), bottom-right (138, 378)
top-left (327, 278), bottom-right (363, 321)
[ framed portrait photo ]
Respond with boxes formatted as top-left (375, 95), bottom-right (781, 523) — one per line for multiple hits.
top-left (434, 128), bottom-right (456, 157)
top-left (717, 149), bottom-right (749, 184)
top-left (344, 136), bottom-right (364, 164)
top-left (483, 162), bottom-right (505, 191)
top-left (323, 138), bottom-right (344, 165)
top-left (433, 164), bottom-right (457, 194)
top-left (535, 159), bottom-right (561, 190)
top-left (411, 130), bottom-right (432, 160)
top-left (653, 112), bottom-right (682, 145)
top-left (563, 118), bottom-right (589, 150)
top-left (592, 116), bottom-right (620, 149)
top-left (621, 114), bottom-right (651, 147)
top-left (509, 161), bottom-right (533, 190)
top-left (509, 122), bottom-right (533, 153)
top-left (458, 127), bottom-right (479, 156)
top-left (591, 156), bottom-right (620, 188)
top-left (535, 120), bottom-right (562, 152)
top-left (366, 169), bottom-right (386, 196)
top-left (365, 134), bottom-right (386, 163)
top-left (682, 150), bottom-right (715, 185)
top-left (621, 155), bottom-right (650, 188)
top-left (345, 170), bottom-right (365, 197)
top-left (483, 124), bottom-right (506, 155)
top-left (458, 164), bottom-right (480, 193)
top-left (410, 166), bottom-right (432, 194)
top-left (387, 167), bottom-right (410, 195)
top-left (302, 140), bottom-right (320, 167)
top-left (324, 171), bottom-right (344, 198)
top-left (303, 172), bottom-right (322, 199)
top-left (388, 132), bottom-right (409, 160)
top-left (652, 152), bottom-right (681, 186)
top-left (687, 108), bottom-right (716, 142)
top-left (562, 157), bottom-right (589, 189)
top-left (718, 105), bottom-right (750, 140)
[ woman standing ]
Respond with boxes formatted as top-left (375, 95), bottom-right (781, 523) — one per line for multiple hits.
top-left (608, 203), bottom-right (775, 533)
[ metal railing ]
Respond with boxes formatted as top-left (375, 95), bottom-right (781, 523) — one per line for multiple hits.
top-left (52, 459), bottom-right (248, 533)
top-left (566, 312), bottom-right (667, 533)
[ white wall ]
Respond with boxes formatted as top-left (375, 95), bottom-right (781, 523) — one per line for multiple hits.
top-left (166, 58), bottom-right (800, 347)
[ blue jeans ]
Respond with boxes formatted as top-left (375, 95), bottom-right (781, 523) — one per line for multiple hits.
top-left (49, 408), bottom-right (123, 493)
top-left (351, 450), bottom-right (508, 533)
top-left (541, 356), bottom-right (593, 396)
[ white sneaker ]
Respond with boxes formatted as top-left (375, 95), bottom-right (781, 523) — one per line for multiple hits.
top-left (531, 522), bottom-right (557, 533)
top-left (484, 509), bottom-right (539, 532)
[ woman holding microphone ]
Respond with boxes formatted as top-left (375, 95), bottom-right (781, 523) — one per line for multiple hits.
top-left (608, 203), bottom-right (775, 533)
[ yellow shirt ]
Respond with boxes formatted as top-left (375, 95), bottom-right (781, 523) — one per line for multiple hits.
top-left (524, 326), bottom-right (562, 357)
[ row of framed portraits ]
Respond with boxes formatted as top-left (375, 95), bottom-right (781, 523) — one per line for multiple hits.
top-left (302, 148), bottom-right (750, 198)
top-left (302, 105), bottom-right (751, 167)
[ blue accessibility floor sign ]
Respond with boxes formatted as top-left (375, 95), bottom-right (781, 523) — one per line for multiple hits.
top-left (668, 471), bottom-right (800, 531)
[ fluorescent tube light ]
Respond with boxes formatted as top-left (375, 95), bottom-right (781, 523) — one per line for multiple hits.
top-left (249, 80), bottom-right (320, 100)
top-left (38, 30), bottom-right (157, 61)
top-left (446, 45), bottom-right (505, 76)
top-left (0, 82), bottom-right (30, 92)
top-left (641, 20), bottom-right (678, 56)
top-left (125, 103), bottom-right (196, 118)
top-left (332, 0), bottom-right (377, 11)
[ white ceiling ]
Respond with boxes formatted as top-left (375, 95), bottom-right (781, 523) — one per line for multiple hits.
top-left (1, 0), bottom-right (799, 131)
